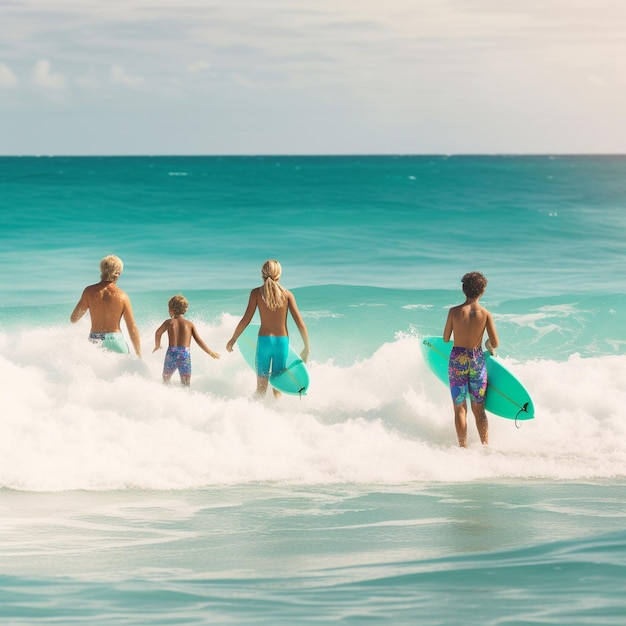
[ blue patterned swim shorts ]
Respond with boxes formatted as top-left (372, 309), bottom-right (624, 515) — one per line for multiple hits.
top-left (448, 346), bottom-right (487, 405)
top-left (163, 346), bottom-right (191, 380)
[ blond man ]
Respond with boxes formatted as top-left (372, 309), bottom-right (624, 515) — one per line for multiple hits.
top-left (71, 255), bottom-right (141, 357)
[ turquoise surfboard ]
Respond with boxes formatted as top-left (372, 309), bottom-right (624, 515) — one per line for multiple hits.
top-left (236, 324), bottom-right (310, 396)
top-left (420, 336), bottom-right (534, 420)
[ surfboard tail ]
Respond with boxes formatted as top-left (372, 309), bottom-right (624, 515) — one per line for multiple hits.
top-left (421, 336), bottom-right (535, 421)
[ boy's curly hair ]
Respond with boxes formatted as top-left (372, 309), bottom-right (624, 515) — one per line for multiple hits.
top-left (461, 272), bottom-right (488, 299)
top-left (168, 295), bottom-right (189, 316)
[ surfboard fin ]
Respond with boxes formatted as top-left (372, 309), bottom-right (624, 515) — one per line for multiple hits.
top-left (515, 402), bottom-right (530, 428)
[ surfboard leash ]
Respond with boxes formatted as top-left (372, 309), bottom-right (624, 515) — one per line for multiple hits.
top-left (514, 402), bottom-right (530, 428)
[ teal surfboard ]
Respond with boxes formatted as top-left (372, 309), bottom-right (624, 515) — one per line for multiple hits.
top-left (420, 336), bottom-right (534, 420)
top-left (236, 324), bottom-right (309, 396)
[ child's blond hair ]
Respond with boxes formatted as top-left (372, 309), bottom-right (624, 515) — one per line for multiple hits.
top-left (168, 295), bottom-right (189, 316)
top-left (260, 259), bottom-right (286, 311)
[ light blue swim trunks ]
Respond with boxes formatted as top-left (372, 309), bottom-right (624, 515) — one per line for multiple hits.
top-left (255, 335), bottom-right (289, 378)
top-left (89, 331), bottom-right (130, 354)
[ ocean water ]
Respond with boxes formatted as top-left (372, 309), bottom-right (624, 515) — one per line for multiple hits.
top-left (1, 155), bottom-right (625, 624)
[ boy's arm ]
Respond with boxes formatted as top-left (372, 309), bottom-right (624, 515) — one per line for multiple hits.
top-left (485, 311), bottom-right (499, 353)
top-left (288, 292), bottom-right (310, 362)
top-left (443, 309), bottom-right (453, 342)
top-left (191, 324), bottom-right (220, 359)
top-left (153, 320), bottom-right (169, 353)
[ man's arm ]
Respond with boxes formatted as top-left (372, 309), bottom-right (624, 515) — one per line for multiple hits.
top-left (70, 289), bottom-right (89, 323)
top-left (122, 298), bottom-right (142, 358)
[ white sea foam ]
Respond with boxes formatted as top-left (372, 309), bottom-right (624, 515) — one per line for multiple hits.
top-left (495, 303), bottom-right (586, 329)
top-left (300, 310), bottom-right (344, 320)
top-left (1, 322), bottom-right (625, 491)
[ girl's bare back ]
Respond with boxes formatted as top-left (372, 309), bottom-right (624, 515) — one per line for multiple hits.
top-left (255, 288), bottom-right (290, 336)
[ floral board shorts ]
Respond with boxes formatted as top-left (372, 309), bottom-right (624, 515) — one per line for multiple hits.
top-left (448, 346), bottom-right (487, 405)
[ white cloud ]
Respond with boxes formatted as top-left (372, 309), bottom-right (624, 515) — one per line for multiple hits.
top-left (110, 65), bottom-right (144, 86)
top-left (0, 63), bottom-right (18, 88)
top-left (3, 0), bottom-right (626, 153)
top-left (75, 69), bottom-right (102, 90)
top-left (187, 61), bottom-right (212, 74)
top-left (33, 59), bottom-right (66, 90)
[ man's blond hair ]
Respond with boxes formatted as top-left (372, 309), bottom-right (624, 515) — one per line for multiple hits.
top-left (100, 255), bottom-right (124, 281)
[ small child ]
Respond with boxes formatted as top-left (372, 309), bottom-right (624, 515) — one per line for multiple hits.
top-left (153, 295), bottom-right (220, 386)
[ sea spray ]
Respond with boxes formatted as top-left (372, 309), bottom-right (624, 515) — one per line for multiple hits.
top-left (2, 323), bottom-right (625, 491)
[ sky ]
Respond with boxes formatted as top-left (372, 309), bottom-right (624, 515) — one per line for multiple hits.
top-left (1, 0), bottom-right (625, 155)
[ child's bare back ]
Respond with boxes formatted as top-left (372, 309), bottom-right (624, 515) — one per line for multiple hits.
top-left (164, 316), bottom-right (195, 347)
top-left (447, 302), bottom-right (491, 349)
top-left (153, 295), bottom-right (220, 386)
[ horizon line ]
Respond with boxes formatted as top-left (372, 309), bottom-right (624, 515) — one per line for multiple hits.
top-left (2, 152), bottom-right (626, 158)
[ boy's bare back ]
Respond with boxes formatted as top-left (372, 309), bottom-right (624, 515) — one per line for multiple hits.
top-left (164, 316), bottom-right (195, 347)
top-left (443, 270), bottom-right (498, 352)
top-left (445, 303), bottom-right (492, 349)
top-left (154, 312), bottom-right (221, 359)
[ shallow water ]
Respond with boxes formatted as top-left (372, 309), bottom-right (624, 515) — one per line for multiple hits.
top-left (2, 482), bottom-right (626, 624)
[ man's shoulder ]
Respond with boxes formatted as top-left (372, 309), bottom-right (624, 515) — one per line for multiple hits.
top-left (107, 284), bottom-right (130, 306)
top-left (111, 284), bottom-right (129, 297)
top-left (86, 281), bottom-right (126, 294)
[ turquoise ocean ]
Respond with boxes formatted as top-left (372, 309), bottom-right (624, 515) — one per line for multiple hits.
top-left (1, 155), bottom-right (625, 624)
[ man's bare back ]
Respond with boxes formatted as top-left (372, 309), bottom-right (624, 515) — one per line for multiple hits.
top-left (71, 281), bottom-right (129, 332)
top-left (71, 277), bottom-right (141, 358)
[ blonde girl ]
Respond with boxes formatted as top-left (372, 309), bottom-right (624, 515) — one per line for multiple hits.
top-left (226, 260), bottom-right (309, 397)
